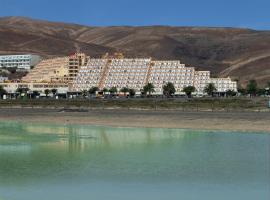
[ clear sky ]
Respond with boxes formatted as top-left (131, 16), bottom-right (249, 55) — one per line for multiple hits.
top-left (1, 0), bottom-right (270, 30)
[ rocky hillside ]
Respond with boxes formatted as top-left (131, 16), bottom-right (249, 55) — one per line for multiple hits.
top-left (1, 16), bottom-right (270, 86)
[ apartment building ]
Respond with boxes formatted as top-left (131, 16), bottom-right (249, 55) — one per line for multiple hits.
top-left (68, 53), bottom-right (90, 82)
top-left (0, 82), bottom-right (68, 94)
top-left (71, 56), bottom-right (237, 94)
top-left (149, 61), bottom-right (195, 94)
top-left (22, 53), bottom-right (89, 83)
top-left (0, 54), bottom-right (41, 71)
top-left (104, 58), bottom-right (150, 90)
top-left (22, 57), bottom-right (70, 83)
top-left (11, 52), bottom-right (236, 94)
top-left (71, 58), bottom-right (151, 92)
top-left (194, 71), bottom-right (211, 94)
top-left (210, 78), bottom-right (237, 92)
top-left (73, 58), bottom-right (108, 91)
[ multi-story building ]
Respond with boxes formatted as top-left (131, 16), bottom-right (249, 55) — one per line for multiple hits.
top-left (210, 78), bottom-right (238, 92)
top-left (194, 71), bottom-right (211, 94)
top-left (0, 54), bottom-right (41, 71)
top-left (71, 58), bottom-right (151, 92)
top-left (71, 56), bottom-right (237, 94)
top-left (13, 53), bottom-right (236, 95)
top-left (22, 57), bottom-right (69, 83)
top-left (104, 58), bottom-right (150, 90)
top-left (68, 53), bottom-right (90, 82)
top-left (70, 56), bottom-right (237, 94)
top-left (149, 61), bottom-right (195, 93)
top-left (73, 58), bottom-right (108, 91)
top-left (22, 53), bottom-right (89, 83)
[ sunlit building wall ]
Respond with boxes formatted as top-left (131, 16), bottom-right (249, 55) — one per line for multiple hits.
top-left (0, 54), bottom-right (41, 71)
top-left (72, 57), bottom-right (237, 94)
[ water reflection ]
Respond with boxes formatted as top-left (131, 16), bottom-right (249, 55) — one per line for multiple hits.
top-left (0, 122), bottom-right (189, 153)
top-left (0, 121), bottom-right (269, 200)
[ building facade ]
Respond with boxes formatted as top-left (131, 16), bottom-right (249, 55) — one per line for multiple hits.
top-left (68, 53), bottom-right (90, 82)
top-left (71, 58), bottom-right (151, 92)
top-left (71, 57), bottom-right (237, 94)
top-left (22, 53), bottom-right (89, 83)
top-left (210, 78), bottom-right (238, 92)
top-left (22, 57), bottom-right (70, 83)
top-left (0, 82), bottom-right (68, 94)
top-left (194, 71), bottom-right (211, 94)
top-left (0, 54), bottom-right (41, 71)
top-left (149, 61), bottom-right (195, 93)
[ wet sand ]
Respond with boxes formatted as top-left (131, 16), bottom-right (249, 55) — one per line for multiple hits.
top-left (0, 108), bottom-right (270, 132)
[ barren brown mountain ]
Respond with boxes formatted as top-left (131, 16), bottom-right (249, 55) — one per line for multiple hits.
top-left (1, 16), bottom-right (270, 86)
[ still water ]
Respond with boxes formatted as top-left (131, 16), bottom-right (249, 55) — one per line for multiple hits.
top-left (0, 121), bottom-right (269, 200)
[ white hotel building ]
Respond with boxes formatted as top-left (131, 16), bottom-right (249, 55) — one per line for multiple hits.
top-left (149, 60), bottom-right (194, 93)
top-left (210, 77), bottom-right (237, 92)
top-left (0, 54), bottom-right (41, 71)
top-left (71, 57), bottom-right (237, 94)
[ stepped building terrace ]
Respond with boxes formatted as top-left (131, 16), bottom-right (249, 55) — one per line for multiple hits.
top-left (71, 56), bottom-right (237, 94)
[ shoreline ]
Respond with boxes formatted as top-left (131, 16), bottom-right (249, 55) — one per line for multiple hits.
top-left (0, 108), bottom-right (270, 133)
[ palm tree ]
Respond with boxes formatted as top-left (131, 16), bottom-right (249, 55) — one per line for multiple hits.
top-left (247, 80), bottom-right (257, 97)
top-left (163, 82), bottom-right (176, 97)
top-left (51, 89), bottom-right (57, 97)
top-left (183, 86), bottom-right (196, 98)
top-left (204, 83), bottom-right (217, 97)
top-left (129, 88), bottom-right (136, 97)
top-left (16, 87), bottom-right (29, 98)
top-left (103, 88), bottom-right (109, 94)
top-left (109, 87), bottom-right (118, 95)
top-left (120, 87), bottom-right (129, 96)
top-left (44, 89), bottom-right (51, 97)
top-left (88, 86), bottom-right (99, 96)
top-left (143, 83), bottom-right (155, 96)
top-left (226, 90), bottom-right (237, 97)
top-left (32, 90), bottom-right (40, 99)
top-left (81, 90), bottom-right (88, 98)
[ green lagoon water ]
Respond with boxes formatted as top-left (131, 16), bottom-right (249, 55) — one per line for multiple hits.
top-left (0, 121), bottom-right (269, 200)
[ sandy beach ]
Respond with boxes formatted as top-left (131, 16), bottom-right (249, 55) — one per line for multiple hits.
top-left (0, 108), bottom-right (270, 132)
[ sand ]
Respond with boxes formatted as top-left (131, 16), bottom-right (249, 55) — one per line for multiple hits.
top-left (0, 108), bottom-right (270, 133)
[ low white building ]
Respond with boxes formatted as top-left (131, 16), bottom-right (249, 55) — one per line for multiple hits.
top-left (0, 82), bottom-right (68, 94)
top-left (0, 54), bottom-right (41, 71)
top-left (210, 78), bottom-right (237, 92)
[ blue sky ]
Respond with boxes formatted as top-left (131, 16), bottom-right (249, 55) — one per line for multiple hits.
top-left (1, 0), bottom-right (270, 30)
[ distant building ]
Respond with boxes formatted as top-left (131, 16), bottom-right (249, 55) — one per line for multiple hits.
top-left (210, 78), bottom-right (237, 93)
top-left (0, 54), bottom-right (41, 71)
top-left (0, 82), bottom-right (68, 94)
top-left (194, 71), bottom-right (211, 94)
top-left (71, 56), bottom-right (237, 94)
top-left (68, 53), bottom-right (90, 82)
top-left (0, 76), bottom-right (8, 83)
top-left (22, 53), bottom-right (89, 83)
top-left (16, 53), bottom-right (237, 95)
top-left (22, 57), bottom-right (70, 83)
top-left (149, 60), bottom-right (194, 94)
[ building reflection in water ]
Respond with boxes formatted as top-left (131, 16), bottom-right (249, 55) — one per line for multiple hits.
top-left (0, 122), bottom-right (193, 154)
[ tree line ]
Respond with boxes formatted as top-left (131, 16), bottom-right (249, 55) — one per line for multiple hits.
top-left (0, 80), bottom-right (270, 99)
top-left (238, 80), bottom-right (270, 97)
